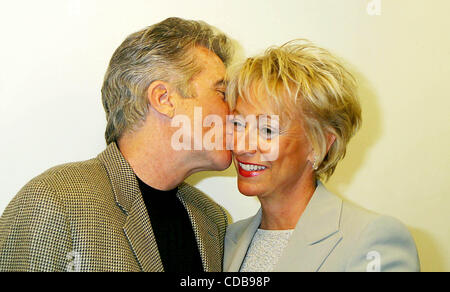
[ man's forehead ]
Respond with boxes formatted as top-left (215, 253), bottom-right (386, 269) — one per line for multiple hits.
top-left (193, 45), bottom-right (220, 58)
top-left (191, 46), bottom-right (225, 68)
top-left (189, 46), bottom-right (226, 86)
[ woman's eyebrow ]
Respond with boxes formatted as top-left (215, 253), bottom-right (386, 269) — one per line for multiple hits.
top-left (231, 109), bottom-right (276, 117)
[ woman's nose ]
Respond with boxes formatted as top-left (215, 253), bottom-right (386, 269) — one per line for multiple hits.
top-left (231, 127), bottom-right (258, 156)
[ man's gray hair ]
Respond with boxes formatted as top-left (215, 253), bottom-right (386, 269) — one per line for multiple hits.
top-left (101, 17), bottom-right (233, 144)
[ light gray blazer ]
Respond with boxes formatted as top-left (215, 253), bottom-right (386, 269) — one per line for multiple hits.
top-left (224, 182), bottom-right (420, 272)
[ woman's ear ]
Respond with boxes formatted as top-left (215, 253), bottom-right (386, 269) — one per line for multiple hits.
top-left (308, 132), bottom-right (336, 168)
top-left (326, 133), bottom-right (336, 153)
top-left (147, 81), bottom-right (176, 118)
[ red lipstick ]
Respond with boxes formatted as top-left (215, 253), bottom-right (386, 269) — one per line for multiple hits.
top-left (236, 159), bottom-right (268, 178)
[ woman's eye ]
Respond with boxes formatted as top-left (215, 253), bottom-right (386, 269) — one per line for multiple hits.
top-left (231, 119), bottom-right (245, 130)
top-left (262, 128), bottom-right (272, 135)
top-left (260, 127), bottom-right (277, 139)
top-left (260, 128), bottom-right (272, 137)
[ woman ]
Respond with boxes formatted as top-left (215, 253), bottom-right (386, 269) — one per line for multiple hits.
top-left (223, 40), bottom-right (420, 272)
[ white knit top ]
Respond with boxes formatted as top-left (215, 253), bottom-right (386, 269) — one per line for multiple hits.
top-left (240, 229), bottom-right (294, 272)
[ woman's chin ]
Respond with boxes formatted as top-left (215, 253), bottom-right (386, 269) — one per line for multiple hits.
top-left (237, 181), bottom-right (265, 197)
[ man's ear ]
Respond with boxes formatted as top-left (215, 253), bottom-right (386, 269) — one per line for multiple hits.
top-left (147, 81), bottom-right (176, 118)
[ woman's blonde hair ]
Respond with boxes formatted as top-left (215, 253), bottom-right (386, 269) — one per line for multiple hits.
top-left (101, 17), bottom-right (233, 144)
top-left (227, 39), bottom-right (361, 180)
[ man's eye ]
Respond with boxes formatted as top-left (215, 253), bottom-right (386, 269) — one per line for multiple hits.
top-left (217, 90), bottom-right (226, 100)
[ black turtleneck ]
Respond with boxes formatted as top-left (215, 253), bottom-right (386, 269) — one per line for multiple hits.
top-left (137, 177), bottom-right (203, 272)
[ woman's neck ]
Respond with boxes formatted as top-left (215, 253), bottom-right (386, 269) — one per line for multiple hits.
top-left (259, 176), bottom-right (317, 230)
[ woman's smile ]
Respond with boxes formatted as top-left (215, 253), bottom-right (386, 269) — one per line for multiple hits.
top-left (236, 158), bottom-right (268, 178)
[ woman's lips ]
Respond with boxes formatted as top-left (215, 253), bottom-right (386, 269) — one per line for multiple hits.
top-left (236, 159), bottom-right (268, 178)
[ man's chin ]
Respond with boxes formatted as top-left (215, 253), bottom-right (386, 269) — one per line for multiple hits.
top-left (208, 150), bottom-right (232, 171)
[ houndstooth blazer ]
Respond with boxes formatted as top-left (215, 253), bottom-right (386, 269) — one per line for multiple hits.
top-left (0, 143), bottom-right (228, 272)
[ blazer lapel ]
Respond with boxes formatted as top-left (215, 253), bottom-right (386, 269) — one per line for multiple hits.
top-left (98, 143), bottom-right (164, 272)
top-left (273, 182), bottom-right (343, 272)
top-left (226, 210), bottom-right (262, 272)
top-left (177, 183), bottom-right (222, 272)
top-left (122, 196), bottom-right (164, 272)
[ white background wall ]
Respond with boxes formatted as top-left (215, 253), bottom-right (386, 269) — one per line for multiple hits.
top-left (0, 0), bottom-right (449, 272)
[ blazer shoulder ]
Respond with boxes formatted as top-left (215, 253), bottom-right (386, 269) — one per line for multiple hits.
top-left (0, 172), bottom-right (73, 271)
top-left (2, 157), bottom-right (111, 224)
top-left (32, 158), bottom-right (107, 188)
top-left (340, 200), bottom-right (380, 233)
top-left (5, 158), bottom-right (101, 200)
top-left (340, 202), bottom-right (420, 272)
top-left (340, 200), bottom-right (415, 244)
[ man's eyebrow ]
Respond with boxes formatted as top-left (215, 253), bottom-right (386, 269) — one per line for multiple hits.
top-left (214, 79), bottom-right (226, 87)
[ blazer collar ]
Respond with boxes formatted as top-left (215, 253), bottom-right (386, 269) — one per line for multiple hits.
top-left (273, 181), bottom-right (343, 271)
top-left (97, 142), bottom-right (140, 215)
top-left (177, 184), bottom-right (222, 272)
top-left (98, 142), bottom-right (164, 272)
top-left (226, 209), bottom-right (262, 272)
top-left (294, 181), bottom-right (342, 245)
top-left (97, 143), bottom-right (221, 272)
top-left (226, 181), bottom-right (343, 272)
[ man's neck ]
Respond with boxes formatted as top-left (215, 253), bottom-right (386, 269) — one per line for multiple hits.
top-left (117, 128), bottom-right (190, 191)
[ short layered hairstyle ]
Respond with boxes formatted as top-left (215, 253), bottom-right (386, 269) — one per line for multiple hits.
top-left (227, 40), bottom-right (362, 180)
top-left (101, 17), bottom-right (233, 144)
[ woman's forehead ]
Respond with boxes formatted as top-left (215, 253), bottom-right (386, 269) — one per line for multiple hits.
top-left (234, 85), bottom-right (302, 123)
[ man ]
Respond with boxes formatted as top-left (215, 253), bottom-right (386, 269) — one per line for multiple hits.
top-left (0, 17), bottom-right (233, 272)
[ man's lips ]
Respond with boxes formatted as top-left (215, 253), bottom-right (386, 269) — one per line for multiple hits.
top-left (236, 159), bottom-right (268, 178)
